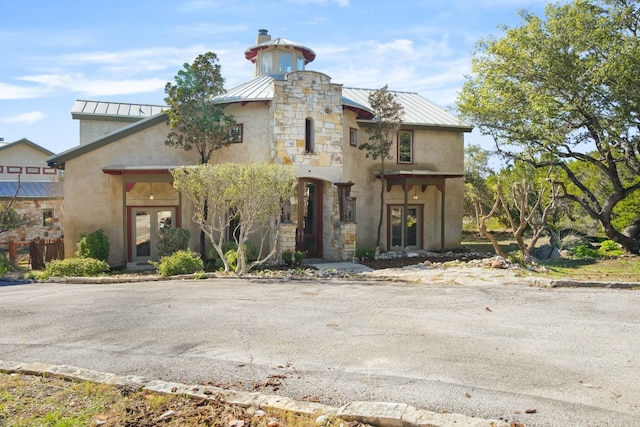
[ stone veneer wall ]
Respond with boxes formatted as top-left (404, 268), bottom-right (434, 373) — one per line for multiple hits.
top-left (2, 199), bottom-right (63, 242)
top-left (270, 72), bottom-right (344, 168)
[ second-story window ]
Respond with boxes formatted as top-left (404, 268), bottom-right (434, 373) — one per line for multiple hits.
top-left (305, 118), bottom-right (314, 153)
top-left (261, 51), bottom-right (273, 74)
top-left (279, 52), bottom-right (293, 73)
top-left (398, 130), bottom-right (413, 164)
top-left (349, 127), bottom-right (358, 147)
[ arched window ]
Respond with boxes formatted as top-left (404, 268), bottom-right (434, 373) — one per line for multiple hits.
top-left (305, 118), bottom-right (314, 153)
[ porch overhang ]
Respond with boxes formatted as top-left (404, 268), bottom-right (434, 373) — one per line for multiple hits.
top-left (375, 170), bottom-right (463, 252)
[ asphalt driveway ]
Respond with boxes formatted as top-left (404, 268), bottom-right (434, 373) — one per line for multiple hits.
top-left (0, 277), bottom-right (638, 426)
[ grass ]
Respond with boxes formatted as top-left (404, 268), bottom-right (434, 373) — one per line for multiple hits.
top-left (0, 373), bottom-right (366, 427)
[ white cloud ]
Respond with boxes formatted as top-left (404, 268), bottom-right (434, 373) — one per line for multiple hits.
top-left (1, 111), bottom-right (46, 125)
top-left (0, 82), bottom-right (48, 100)
top-left (18, 73), bottom-right (168, 97)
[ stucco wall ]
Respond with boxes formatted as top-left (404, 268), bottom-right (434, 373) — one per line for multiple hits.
top-left (63, 121), bottom-right (200, 266)
top-left (79, 119), bottom-right (136, 144)
top-left (0, 143), bottom-right (58, 182)
top-left (342, 120), bottom-right (465, 252)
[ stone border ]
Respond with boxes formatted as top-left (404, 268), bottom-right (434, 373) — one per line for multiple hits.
top-left (0, 360), bottom-right (510, 427)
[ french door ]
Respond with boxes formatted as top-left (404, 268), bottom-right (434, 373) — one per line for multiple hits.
top-left (388, 205), bottom-right (422, 249)
top-left (130, 207), bottom-right (176, 262)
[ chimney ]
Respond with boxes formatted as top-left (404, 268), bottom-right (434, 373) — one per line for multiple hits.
top-left (257, 29), bottom-right (271, 44)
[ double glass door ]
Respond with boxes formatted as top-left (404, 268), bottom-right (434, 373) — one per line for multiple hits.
top-left (389, 205), bottom-right (422, 249)
top-left (132, 208), bottom-right (175, 262)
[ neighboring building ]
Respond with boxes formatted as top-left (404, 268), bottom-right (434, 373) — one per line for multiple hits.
top-left (0, 138), bottom-right (63, 241)
top-left (47, 29), bottom-right (472, 267)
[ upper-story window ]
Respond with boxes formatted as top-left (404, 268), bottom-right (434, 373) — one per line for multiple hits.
top-left (279, 52), bottom-right (293, 73)
top-left (229, 124), bottom-right (243, 143)
top-left (398, 130), bottom-right (413, 164)
top-left (261, 51), bottom-right (273, 74)
top-left (297, 55), bottom-right (305, 71)
top-left (349, 127), bottom-right (358, 147)
top-left (305, 118), bottom-right (314, 153)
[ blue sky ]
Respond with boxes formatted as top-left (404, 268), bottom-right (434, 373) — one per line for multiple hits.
top-left (1, 0), bottom-right (548, 155)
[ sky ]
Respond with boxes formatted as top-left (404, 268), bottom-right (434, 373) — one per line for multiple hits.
top-left (0, 0), bottom-right (550, 155)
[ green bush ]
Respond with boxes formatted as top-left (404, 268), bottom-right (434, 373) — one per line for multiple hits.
top-left (356, 247), bottom-right (375, 261)
top-left (0, 255), bottom-right (12, 276)
top-left (282, 250), bottom-right (305, 266)
top-left (571, 245), bottom-right (600, 259)
top-left (156, 228), bottom-right (190, 257)
top-left (599, 240), bottom-right (625, 257)
top-left (76, 229), bottom-right (110, 261)
top-left (153, 250), bottom-right (204, 276)
top-left (45, 258), bottom-right (110, 277)
top-left (209, 240), bottom-right (259, 269)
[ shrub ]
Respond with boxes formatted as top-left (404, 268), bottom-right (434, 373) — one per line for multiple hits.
top-left (153, 250), bottom-right (204, 276)
top-left (45, 258), bottom-right (110, 277)
top-left (76, 229), bottom-right (110, 261)
top-left (571, 245), bottom-right (600, 259)
top-left (209, 240), bottom-right (259, 269)
top-left (156, 228), bottom-right (190, 257)
top-left (356, 247), bottom-right (375, 261)
top-left (282, 250), bottom-right (305, 266)
top-left (0, 255), bottom-right (12, 276)
top-left (598, 240), bottom-right (625, 257)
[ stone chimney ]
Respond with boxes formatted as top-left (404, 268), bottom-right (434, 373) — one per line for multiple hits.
top-left (256, 29), bottom-right (271, 44)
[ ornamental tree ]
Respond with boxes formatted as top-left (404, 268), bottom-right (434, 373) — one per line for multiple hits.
top-left (359, 85), bottom-right (404, 251)
top-left (457, 0), bottom-right (640, 253)
top-left (172, 163), bottom-right (297, 274)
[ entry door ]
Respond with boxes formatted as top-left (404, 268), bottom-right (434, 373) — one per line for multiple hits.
top-left (297, 179), bottom-right (323, 258)
top-left (389, 205), bottom-right (422, 249)
top-left (131, 208), bottom-right (175, 262)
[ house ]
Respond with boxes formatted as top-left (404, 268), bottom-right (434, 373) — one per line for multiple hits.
top-left (47, 29), bottom-right (472, 267)
top-left (0, 138), bottom-right (63, 242)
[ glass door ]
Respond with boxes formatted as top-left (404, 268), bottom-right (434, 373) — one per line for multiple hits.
top-left (132, 208), bottom-right (175, 262)
top-left (297, 179), bottom-right (323, 258)
top-left (389, 205), bottom-right (422, 249)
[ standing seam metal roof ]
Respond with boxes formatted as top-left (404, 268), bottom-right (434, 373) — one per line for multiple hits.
top-left (71, 100), bottom-right (166, 119)
top-left (0, 181), bottom-right (62, 198)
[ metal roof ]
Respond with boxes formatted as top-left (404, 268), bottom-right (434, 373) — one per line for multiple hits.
top-left (214, 79), bottom-right (470, 130)
top-left (244, 37), bottom-right (316, 64)
top-left (0, 138), bottom-right (54, 156)
top-left (0, 181), bottom-right (62, 198)
top-left (71, 100), bottom-right (166, 120)
top-left (213, 75), bottom-right (275, 104)
top-left (342, 87), bottom-right (471, 130)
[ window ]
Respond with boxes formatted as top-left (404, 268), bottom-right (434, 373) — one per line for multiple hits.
top-left (43, 209), bottom-right (53, 227)
top-left (349, 127), bottom-right (358, 147)
top-left (296, 55), bottom-right (305, 71)
top-left (261, 51), bottom-right (273, 74)
top-left (229, 124), bottom-right (243, 143)
top-left (278, 52), bottom-right (292, 73)
top-left (397, 130), bottom-right (413, 164)
top-left (305, 118), bottom-right (314, 153)
top-left (26, 167), bottom-right (40, 174)
top-left (7, 166), bottom-right (22, 174)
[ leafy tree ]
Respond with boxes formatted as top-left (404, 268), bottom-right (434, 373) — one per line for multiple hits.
top-left (172, 163), bottom-right (296, 274)
top-left (457, 0), bottom-right (640, 253)
top-left (164, 51), bottom-right (239, 256)
top-left (359, 85), bottom-right (404, 251)
top-left (1, 178), bottom-right (30, 241)
top-left (464, 144), bottom-right (495, 225)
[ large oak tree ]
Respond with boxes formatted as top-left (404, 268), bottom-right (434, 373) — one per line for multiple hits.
top-left (457, 0), bottom-right (640, 253)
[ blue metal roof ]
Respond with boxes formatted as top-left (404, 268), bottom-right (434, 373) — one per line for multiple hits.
top-left (0, 181), bottom-right (62, 198)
